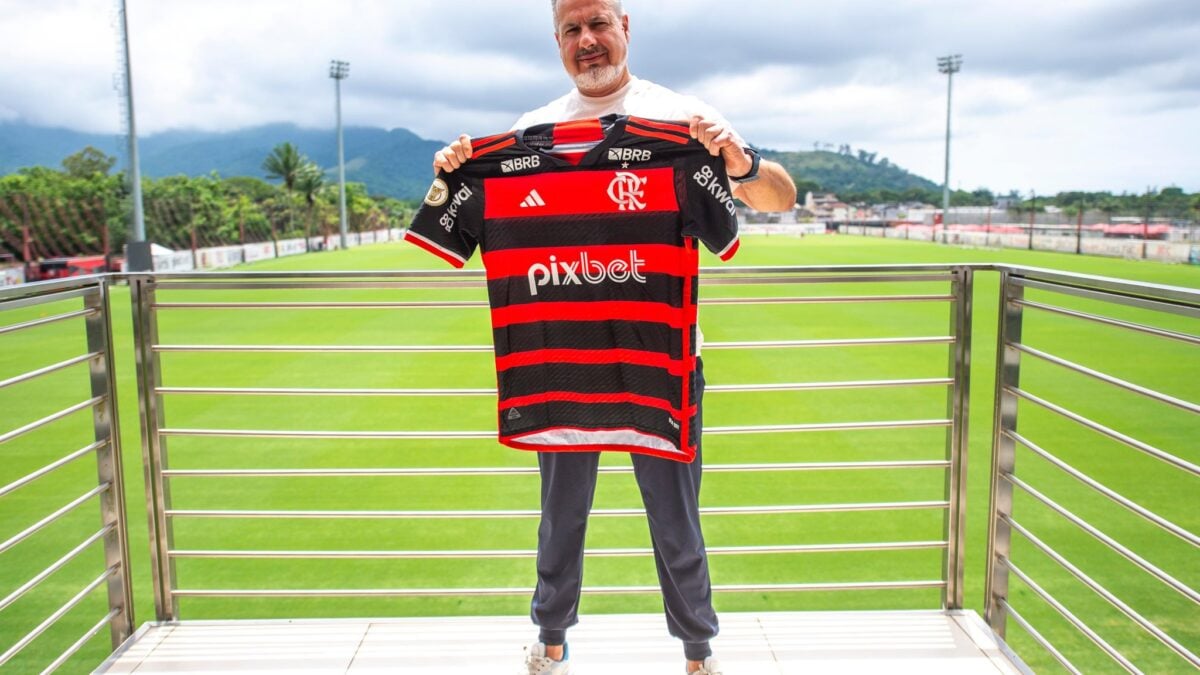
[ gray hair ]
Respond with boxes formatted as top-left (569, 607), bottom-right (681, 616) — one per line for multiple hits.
top-left (551, 0), bottom-right (625, 28)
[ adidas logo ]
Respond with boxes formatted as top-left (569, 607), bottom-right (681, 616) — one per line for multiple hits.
top-left (506, 408), bottom-right (522, 420)
top-left (519, 190), bottom-right (546, 208)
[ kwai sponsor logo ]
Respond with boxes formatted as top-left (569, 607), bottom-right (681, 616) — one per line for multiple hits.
top-left (692, 165), bottom-right (737, 216)
top-left (526, 250), bottom-right (648, 296)
top-left (438, 184), bottom-right (475, 232)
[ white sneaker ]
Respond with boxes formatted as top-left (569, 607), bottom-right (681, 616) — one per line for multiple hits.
top-left (523, 642), bottom-right (570, 674)
top-left (692, 656), bottom-right (723, 675)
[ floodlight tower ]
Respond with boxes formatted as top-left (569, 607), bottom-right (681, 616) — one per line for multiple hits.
top-left (937, 54), bottom-right (962, 229)
top-left (117, 0), bottom-right (148, 269)
top-left (330, 60), bottom-right (350, 249)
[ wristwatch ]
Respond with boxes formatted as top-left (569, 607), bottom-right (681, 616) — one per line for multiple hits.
top-left (730, 147), bottom-right (761, 184)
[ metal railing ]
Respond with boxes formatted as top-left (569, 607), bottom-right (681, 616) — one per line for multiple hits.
top-left (0, 276), bottom-right (134, 673)
top-left (986, 266), bottom-right (1200, 673)
top-left (127, 265), bottom-right (972, 620)
top-left (2, 263), bottom-right (1196, 674)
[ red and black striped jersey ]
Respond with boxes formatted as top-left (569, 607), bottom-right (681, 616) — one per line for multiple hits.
top-left (404, 115), bottom-right (739, 462)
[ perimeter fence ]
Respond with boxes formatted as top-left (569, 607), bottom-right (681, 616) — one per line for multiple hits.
top-left (0, 264), bottom-right (1196, 673)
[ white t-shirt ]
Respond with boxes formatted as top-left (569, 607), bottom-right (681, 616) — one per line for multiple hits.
top-left (513, 76), bottom-right (730, 131)
top-left (512, 76), bottom-right (734, 354)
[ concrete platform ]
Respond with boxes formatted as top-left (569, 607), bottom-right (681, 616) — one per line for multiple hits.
top-left (96, 610), bottom-right (1030, 674)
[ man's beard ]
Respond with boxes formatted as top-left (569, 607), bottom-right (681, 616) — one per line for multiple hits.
top-left (573, 61), bottom-right (624, 94)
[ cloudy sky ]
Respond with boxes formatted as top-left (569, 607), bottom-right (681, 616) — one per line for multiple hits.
top-left (1, 0), bottom-right (1197, 195)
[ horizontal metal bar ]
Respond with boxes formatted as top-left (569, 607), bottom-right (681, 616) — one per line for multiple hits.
top-left (41, 608), bottom-right (120, 675)
top-left (1013, 343), bottom-right (1200, 414)
top-left (168, 540), bottom-right (948, 559)
top-left (154, 344), bottom-right (493, 353)
top-left (153, 301), bottom-right (489, 310)
top-left (137, 263), bottom-right (962, 283)
top-left (0, 352), bottom-right (102, 391)
top-left (159, 420), bottom-right (951, 440)
top-left (0, 307), bottom-right (98, 337)
top-left (160, 460), bottom-right (950, 479)
top-left (1017, 276), bottom-right (1200, 319)
top-left (1006, 516), bottom-right (1199, 666)
top-left (0, 396), bottom-right (105, 445)
top-left (0, 441), bottom-right (106, 499)
top-left (705, 263), bottom-right (962, 275)
top-left (155, 379), bottom-right (953, 398)
top-left (700, 294), bottom-right (955, 305)
top-left (1004, 559), bottom-right (1143, 674)
top-left (707, 378), bottom-right (953, 392)
top-left (701, 273), bottom-right (955, 285)
top-left (1000, 600), bottom-right (1084, 675)
top-left (159, 428), bottom-right (495, 440)
top-left (0, 525), bottom-right (113, 612)
top-left (144, 269), bottom-right (488, 282)
top-left (0, 484), bottom-right (110, 555)
top-left (157, 386), bottom-right (497, 397)
top-left (1015, 299), bottom-right (1200, 347)
top-left (1008, 386), bottom-right (1200, 476)
top-left (705, 419), bottom-right (951, 435)
top-left (154, 280), bottom-right (488, 290)
top-left (170, 579), bottom-right (946, 598)
top-left (153, 337), bottom-right (955, 354)
top-left (1004, 473), bottom-right (1200, 605)
top-left (0, 566), bottom-right (118, 669)
top-left (1007, 431), bottom-right (1199, 547)
top-left (165, 501), bottom-right (948, 520)
top-left (0, 286), bottom-right (94, 312)
top-left (706, 336), bottom-right (954, 349)
top-left (1002, 265), bottom-right (1200, 305)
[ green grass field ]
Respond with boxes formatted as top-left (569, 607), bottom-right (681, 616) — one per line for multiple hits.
top-left (2, 235), bottom-right (1197, 673)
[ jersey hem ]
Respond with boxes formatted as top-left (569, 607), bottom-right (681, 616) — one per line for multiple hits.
top-left (500, 434), bottom-right (697, 463)
top-left (403, 230), bottom-right (467, 268)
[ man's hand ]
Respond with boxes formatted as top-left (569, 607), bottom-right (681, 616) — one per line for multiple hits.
top-left (689, 116), bottom-right (752, 178)
top-left (690, 115), bottom-right (797, 212)
top-left (433, 134), bottom-right (473, 174)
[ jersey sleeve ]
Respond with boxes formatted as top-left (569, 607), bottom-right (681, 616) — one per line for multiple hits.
top-left (680, 152), bottom-right (740, 261)
top-left (403, 172), bottom-right (483, 268)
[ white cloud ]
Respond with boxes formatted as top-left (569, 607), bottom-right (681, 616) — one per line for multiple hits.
top-left (0, 0), bottom-right (1196, 193)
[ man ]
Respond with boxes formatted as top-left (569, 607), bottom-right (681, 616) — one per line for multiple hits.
top-left (431, 2), bottom-right (796, 673)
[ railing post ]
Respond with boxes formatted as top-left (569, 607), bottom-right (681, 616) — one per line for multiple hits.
top-left (986, 269), bottom-right (1023, 637)
top-left (942, 265), bottom-right (972, 610)
top-left (83, 278), bottom-right (135, 647)
top-left (130, 274), bottom-right (179, 620)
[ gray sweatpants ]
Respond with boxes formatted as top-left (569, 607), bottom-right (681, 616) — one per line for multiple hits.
top-left (529, 360), bottom-right (718, 661)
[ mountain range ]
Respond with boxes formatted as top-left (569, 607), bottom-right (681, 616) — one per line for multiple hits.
top-left (0, 121), bottom-right (940, 200)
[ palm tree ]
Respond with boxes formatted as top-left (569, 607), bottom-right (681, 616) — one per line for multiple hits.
top-left (295, 162), bottom-right (325, 248)
top-left (262, 143), bottom-right (304, 191)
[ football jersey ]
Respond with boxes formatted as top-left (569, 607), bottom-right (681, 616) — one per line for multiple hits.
top-left (404, 115), bottom-right (739, 462)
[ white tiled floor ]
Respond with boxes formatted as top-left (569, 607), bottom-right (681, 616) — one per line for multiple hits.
top-left (97, 610), bottom-right (1028, 674)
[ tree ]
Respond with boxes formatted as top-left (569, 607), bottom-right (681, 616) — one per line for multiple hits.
top-left (1097, 196), bottom-right (1120, 224)
top-left (295, 162), bottom-right (325, 209)
top-left (295, 162), bottom-right (325, 241)
top-left (1156, 187), bottom-right (1190, 221)
top-left (262, 143), bottom-right (304, 191)
top-left (61, 146), bottom-right (117, 178)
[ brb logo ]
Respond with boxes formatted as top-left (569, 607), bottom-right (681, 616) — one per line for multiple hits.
top-left (501, 155), bottom-right (541, 173)
top-left (527, 251), bottom-right (648, 296)
top-left (607, 172), bottom-right (647, 211)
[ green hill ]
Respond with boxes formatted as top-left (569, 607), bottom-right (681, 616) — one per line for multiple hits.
top-left (762, 149), bottom-right (940, 196)
top-left (1, 122), bottom-right (943, 201)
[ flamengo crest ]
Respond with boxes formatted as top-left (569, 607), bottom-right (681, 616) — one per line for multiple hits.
top-left (607, 172), bottom-right (647, 211)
